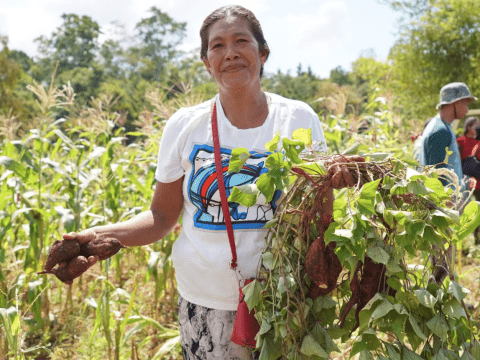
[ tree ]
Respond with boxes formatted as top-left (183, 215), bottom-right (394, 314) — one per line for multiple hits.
top-left (129, 7), bottom-right (187, 81)
top-left (262, 65), bottom-right (322, 107)
top-left (329, 66), bottom-right (352, 86)
top-left (35, 14), bottom-right (101, 75)
top-left (0, 38), bottom-right (23, 114)
top-left (386, 0), bottom-right (480, 118)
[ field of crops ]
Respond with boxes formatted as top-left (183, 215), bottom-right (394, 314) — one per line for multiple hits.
top-left (2, 81), bottom-right (480, 360)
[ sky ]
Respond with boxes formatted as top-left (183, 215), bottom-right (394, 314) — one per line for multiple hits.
top-left (0, 0), bottom-right (400, 78)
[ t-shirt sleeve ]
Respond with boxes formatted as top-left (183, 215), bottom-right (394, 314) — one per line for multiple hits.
top-left (155, 110), bottom-right (187, 183)
top-left (424, 127), bottom-right (452, 166)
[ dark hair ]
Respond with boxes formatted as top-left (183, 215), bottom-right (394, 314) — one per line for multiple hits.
top-left (464, 116), bottom-right (479, 135)
top-left (199, 5), bottom-right (270, 77)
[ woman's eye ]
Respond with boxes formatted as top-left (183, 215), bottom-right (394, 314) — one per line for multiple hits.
top-left (212, 43), bottom-right (222, 49)
top-left (237, 39), bottom-right (247, 43)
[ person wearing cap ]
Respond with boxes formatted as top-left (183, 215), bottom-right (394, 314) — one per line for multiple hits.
top-left (417, 82), bottom-right (478, 190)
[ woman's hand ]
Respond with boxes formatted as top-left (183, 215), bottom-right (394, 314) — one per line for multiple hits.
top-left (63, 229), bottom-right (98, 245)
top-left (326, 155), bottom-right (366, 189)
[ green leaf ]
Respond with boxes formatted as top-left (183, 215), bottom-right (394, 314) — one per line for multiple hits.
top-left (408, 220), bottom-right (426, 237)
top-left (422, 225), bottom-right (444, 246)
top-left (0, 156), bottom-right (28, 180)
top-left (262, 252), bottom-right (276, 270)
top-left (258, 319), bottom-right (272, 336)
top-left (256, 173), bottom-right (275, 203)
top-left (448, 281), bottom-right (469, 302)
top-left (407, 181), bottom-right (430, 195)
top-left (300, 334), bottom-right (329, 358)
top-left (342, 142), bottom-right (362, 155)
top-left (432, 350), bottom-right (451, 360)
top-left (295, 161), bottom-right (327, 175)
top-left (228, 148), bottom-right (250, 173)
top-left (366, 246), bottom-right (390, 265)
top-left (408, 315), bottom-right (427, 340)
top-left (311, 323), bottom-right (339, 354)
top-left (426, 314), bottom-right (448, 342)
top-left (359, 350), bottom-right (375, 360)
top-left (358, 179), bottom-right (381, 215)
top-left (387, 210), bottom-right (413, 225)
top-left (407, 167), bottom-right (427, 181)
top-left (387, 277), bottom-right (402, 291)
top-left (265, 152), bottom-right (284, 171)
top-left (455, 201), bottom-right (480, 241)
top-left (424, 178), bottom-right (449, 200)
top-left (326, 229), bottom-right (352, 245)
top-left (333, 199), bottom-right (347, 220)
top-left (228, 184), bottom-right (260, 207)
top-left (443, 299), bottom-right (467, 319)
top-left (283, 138), bottom-right (305, 164)
top-left (259, 332), bottom-right (282, 360)
top-left (243, 280), bottom-right (263, 312)
top-left (385, 343), bottom-right (401, 360)
top-left (313, 296), bottom-right (337, 312)
top-left (415, 289), bottom-right (438, 309)
top-left (351, 338), bottom-right (368, 357)
top-left (265, 131), bottom-right (280, 152)
top-left (370, 299), bottom-right (394, 320)
top-left (437, 207), bottom-right (460, 226)
top-left (263, 218), bottom-right (278, 228)
top-left (292, 128), bottom-right (312, 145)
top-left (403, 347), bottom-right (425, 360)
top-left (396, 291), bottom-right (420, 311)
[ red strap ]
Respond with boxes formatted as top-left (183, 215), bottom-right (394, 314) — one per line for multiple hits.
top-left (211, 101), bottom-right (238, 269)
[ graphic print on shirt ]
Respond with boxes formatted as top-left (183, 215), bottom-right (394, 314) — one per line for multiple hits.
top-left (188, 144), bottom-right (281, 230)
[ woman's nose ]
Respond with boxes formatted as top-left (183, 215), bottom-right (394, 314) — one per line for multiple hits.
top-left (225, 44), bottom-right (240, 60)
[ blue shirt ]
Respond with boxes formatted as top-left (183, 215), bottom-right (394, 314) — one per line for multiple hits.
top-left (418, 114), bottom-right (463, 188)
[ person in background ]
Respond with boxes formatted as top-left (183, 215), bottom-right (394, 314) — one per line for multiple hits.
top-left (418, 82), bottom-right (477, 190)
top-left (418, 82), bottom-right (477, 284)
top-left (457, 116), bottom-right (480, 244)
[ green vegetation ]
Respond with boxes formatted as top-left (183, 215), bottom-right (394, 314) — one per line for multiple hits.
top-left (1, 2), bottom-right (480, 358)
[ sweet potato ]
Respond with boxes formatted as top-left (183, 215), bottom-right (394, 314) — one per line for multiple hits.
top-left (80, 238), bottom-right (125, 261)
top-left (306, 237), bottom-right (342, 299)
top-left (44, 239), bottom-right (81, 271)
top-left (339, 256), bottom-right (396, 330)
top-left (39, 255), bottom-right (96, 285)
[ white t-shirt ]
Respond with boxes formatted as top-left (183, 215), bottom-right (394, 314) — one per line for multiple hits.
top-left (155, 92), bottom-right (327, 310)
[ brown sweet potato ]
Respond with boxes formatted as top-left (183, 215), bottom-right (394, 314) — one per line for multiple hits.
top-left (44, 239), bottom-right (81, 271)
top-left (339, 256), bottom-right (396, 330)
top-left (306, 237), bottom-right (342, 299)
top-left (39, 255), bottom-right (96, 285)
top-left (80, 238), bottom-right (125, 261)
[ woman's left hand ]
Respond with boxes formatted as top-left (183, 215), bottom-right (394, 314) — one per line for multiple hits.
top-left (326, 155), bottom-right (366, 189)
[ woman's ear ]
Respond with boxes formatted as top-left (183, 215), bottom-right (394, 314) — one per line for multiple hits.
top-left (202, 57), bottom-right (212, 76)
top-left (260, 51), bottom-right (267, 66)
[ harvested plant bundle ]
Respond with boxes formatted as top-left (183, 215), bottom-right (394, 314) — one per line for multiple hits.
top-left (236, 152), bottom-right (480, 360)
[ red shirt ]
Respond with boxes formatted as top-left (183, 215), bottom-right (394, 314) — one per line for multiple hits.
top-left (457, 135), bottom-right (480, 189)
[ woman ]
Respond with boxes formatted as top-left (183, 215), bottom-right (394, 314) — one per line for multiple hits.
top-left (63, 6), bottom-right (360, 359)
top-left (457, 116), bottom-right (480, 243)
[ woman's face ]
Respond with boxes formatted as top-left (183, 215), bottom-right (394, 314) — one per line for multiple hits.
top-left (202, 16), bottom-right (266, 92)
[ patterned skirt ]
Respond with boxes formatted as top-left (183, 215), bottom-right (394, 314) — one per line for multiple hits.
top-left (178, 294), bottom-right (259, 360)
